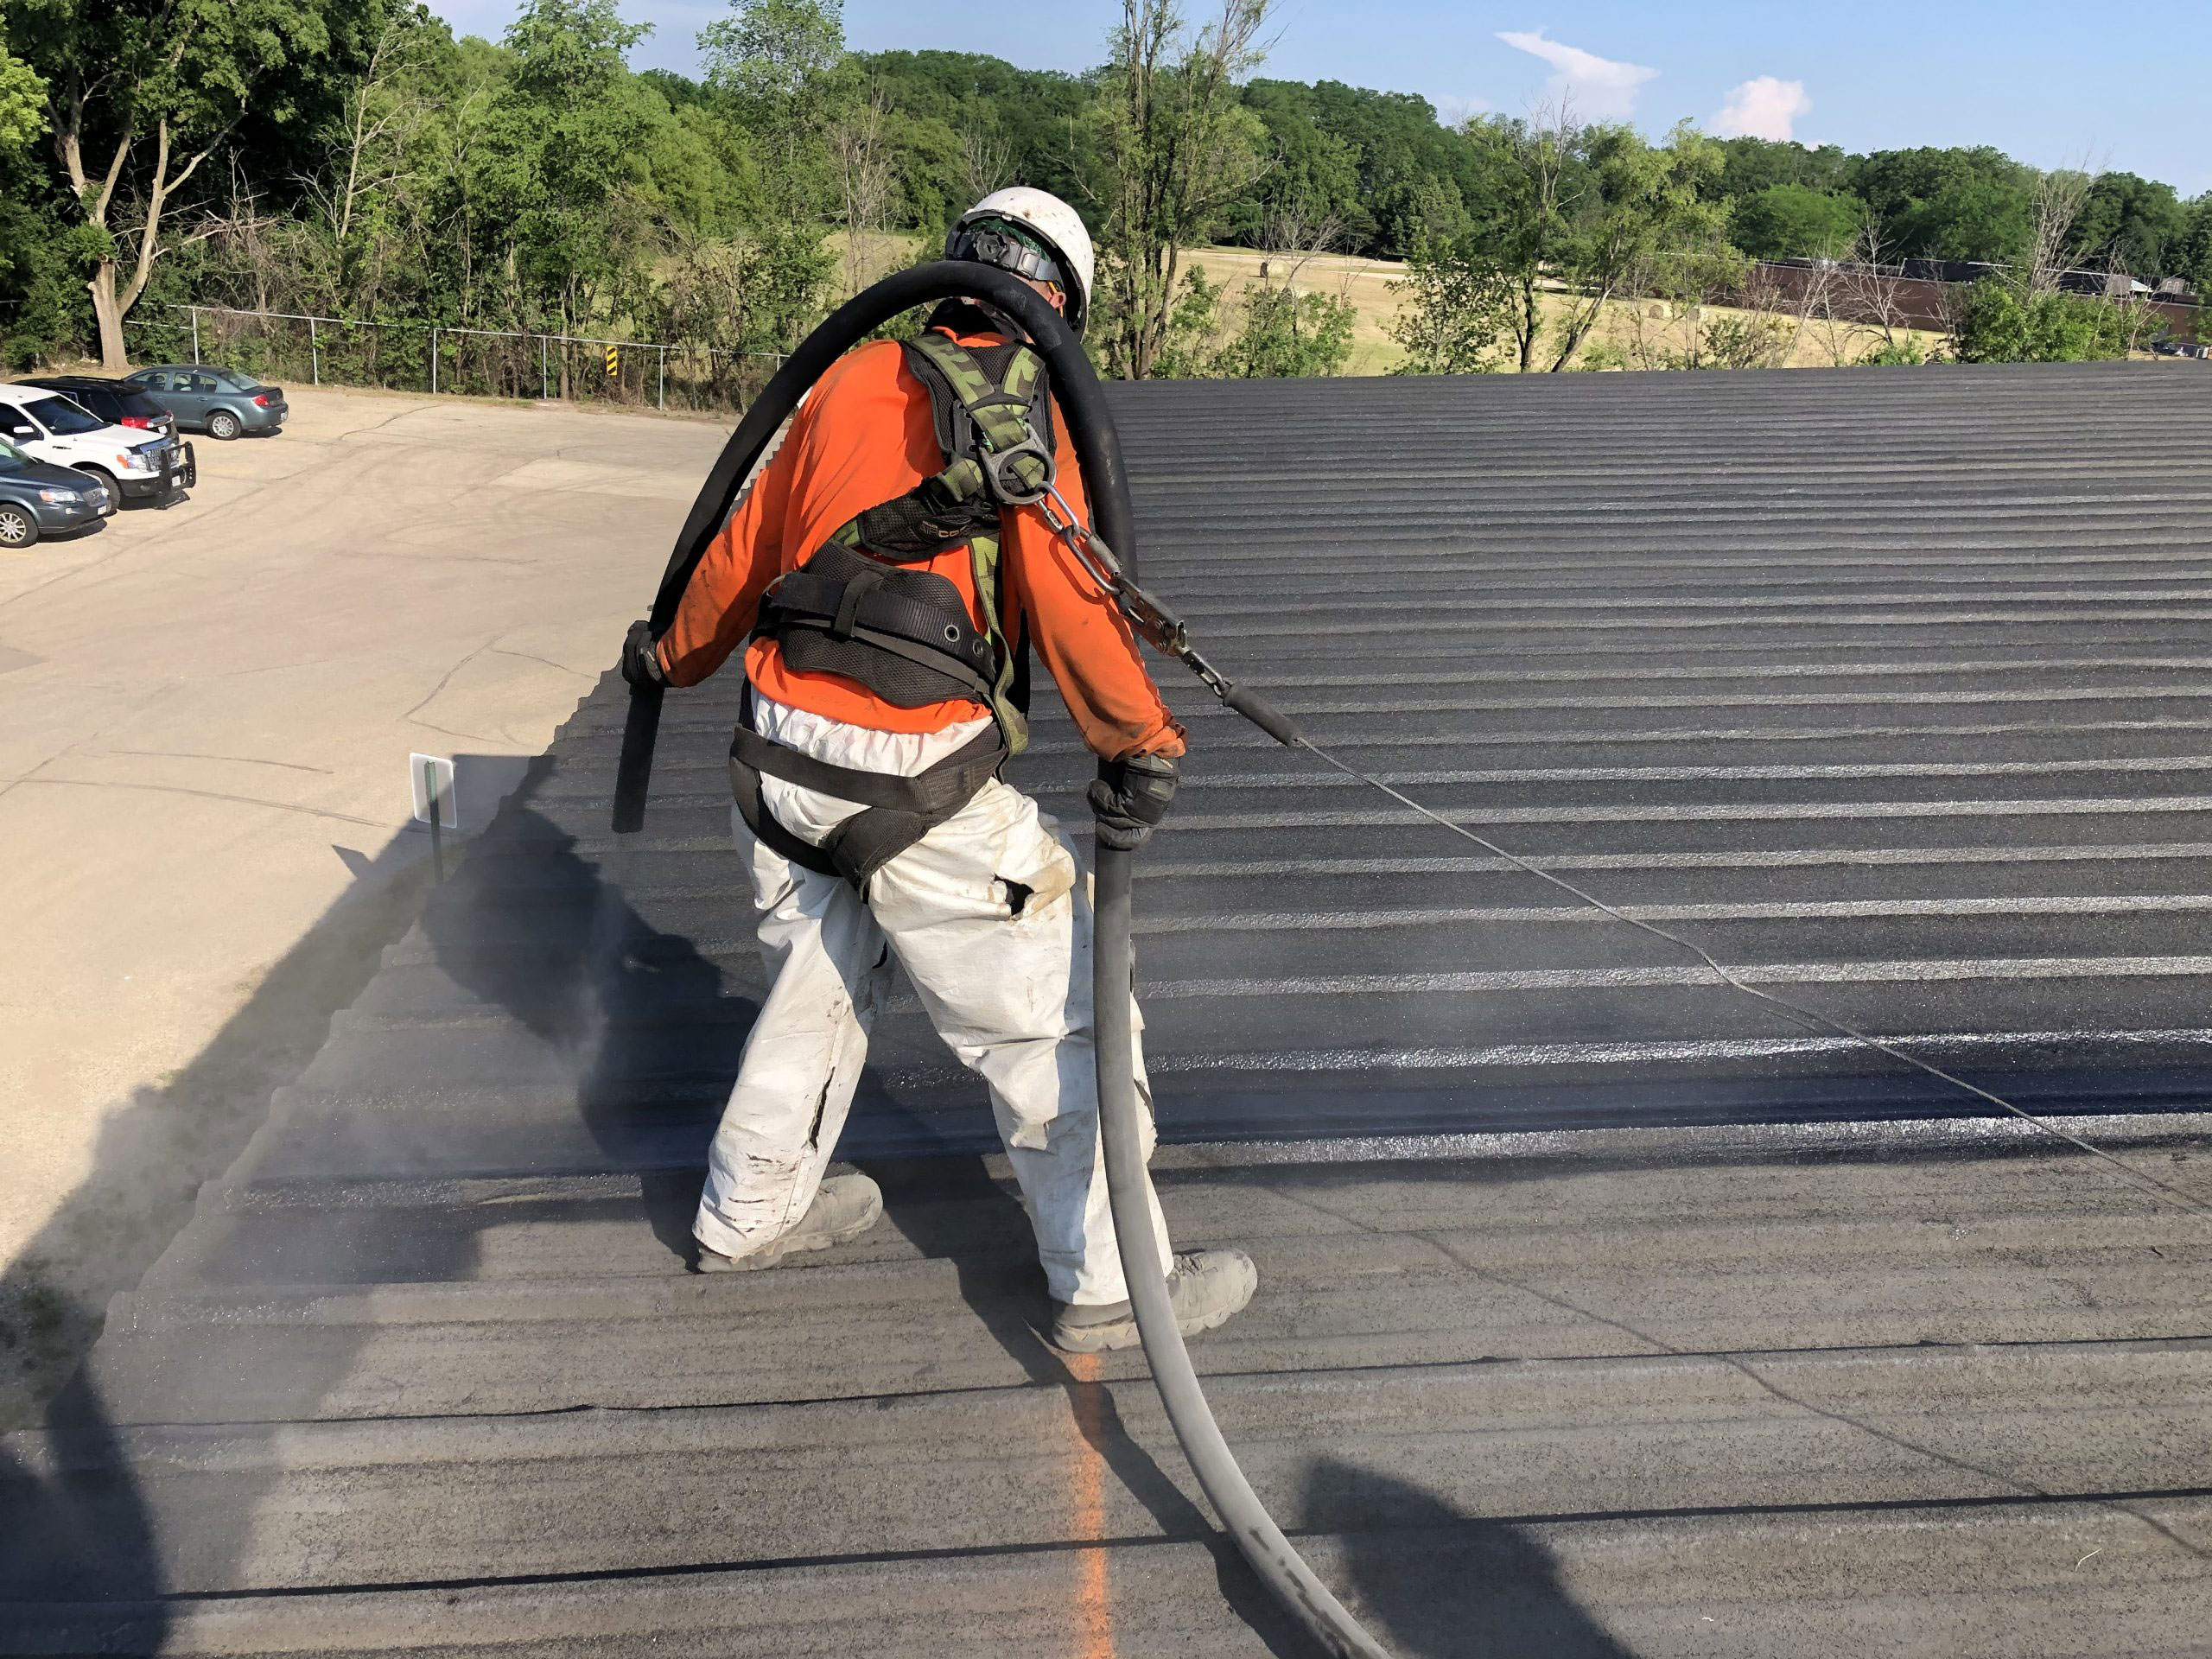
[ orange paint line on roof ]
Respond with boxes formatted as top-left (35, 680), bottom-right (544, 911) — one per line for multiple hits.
top-left (1065, 1349), bottom-right (1117, 1659)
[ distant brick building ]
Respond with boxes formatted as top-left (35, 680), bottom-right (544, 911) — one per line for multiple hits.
top-left (1748, 257), bottom-right (2202, 343)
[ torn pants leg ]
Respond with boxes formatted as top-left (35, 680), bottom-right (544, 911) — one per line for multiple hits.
top-left (693, 811), bottom-right (893, 1260)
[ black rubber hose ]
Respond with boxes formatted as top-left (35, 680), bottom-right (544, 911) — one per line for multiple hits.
top-left (612, 260), bottom-right (1389, 1658)
top-left (612, 261), bottom-right (1137, 832)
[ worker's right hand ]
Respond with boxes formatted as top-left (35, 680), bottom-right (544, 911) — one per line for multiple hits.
top-left (621, 620), bottom-right (667, 688)
top-left (1088, 752), bottom-right (1179, 850)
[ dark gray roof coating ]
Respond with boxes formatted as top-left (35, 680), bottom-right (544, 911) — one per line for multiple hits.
top-left (6, 360), bottom-right (2212, 1654)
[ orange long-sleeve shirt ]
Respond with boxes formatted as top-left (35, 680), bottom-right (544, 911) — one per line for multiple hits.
top-left (657, 327), bottom-right (1185, 761)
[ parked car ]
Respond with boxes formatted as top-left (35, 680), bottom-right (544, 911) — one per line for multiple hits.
top-left (0, 383), bottom-right (188, 505)
top-left (22, 374), bottom-right (181, 441)
top-left (0, 432), bottom-right (116, 547)
top-left (21, 374), bottom-right (195, 496)
top-left (124, 364), bottom-right (288, 440)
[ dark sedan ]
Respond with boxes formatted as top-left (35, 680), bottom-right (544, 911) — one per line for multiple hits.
top-left (22, 374), bottom-right (178, 440)
top-left (125, 364), bottom-right (288, 439)
top-left (0, 435), bottom-right (115, 546)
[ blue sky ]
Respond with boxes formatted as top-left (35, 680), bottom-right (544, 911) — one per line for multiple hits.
top-left (429, 1), bottom-right (2212, 194)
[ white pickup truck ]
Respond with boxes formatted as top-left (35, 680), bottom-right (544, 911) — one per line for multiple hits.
top-left (0, 383), bottom-right (188, 505)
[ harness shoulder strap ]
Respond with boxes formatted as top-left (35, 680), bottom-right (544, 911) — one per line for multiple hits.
top-left (902, 333), bottom-right (1054, 506)
top-left (770, 333), bottom-right (1049, 759)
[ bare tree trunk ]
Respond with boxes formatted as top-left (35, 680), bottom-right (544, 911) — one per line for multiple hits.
top-left (60, 105), bottom-right (232, 370)
top-left (836, 87), bottom-right (894, 300)
top-left (2028, 165), bottom-right (2098, 297)
top-left (1837, 222), bottom-right (1915, 353)
top-left (1504, 104), bottom-right (1570, 373)
top-left (88, 264), bottom-right (127, 367)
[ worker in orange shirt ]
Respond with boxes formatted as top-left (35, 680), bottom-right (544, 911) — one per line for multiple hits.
top-left (621, 188), bottom-right (1256, 1353)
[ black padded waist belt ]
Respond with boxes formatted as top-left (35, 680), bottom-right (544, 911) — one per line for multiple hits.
top-left (728, 713), bottom-right (1006, 888)
top-left (760, 543), bottom-right (995, 711)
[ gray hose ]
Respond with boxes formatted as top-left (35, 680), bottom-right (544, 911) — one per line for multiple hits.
top-left (1094, 844), bottom-right (1391, 1659)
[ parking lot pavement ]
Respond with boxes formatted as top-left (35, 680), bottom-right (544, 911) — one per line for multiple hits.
top-left (0, 386), bottom-right (728, 1396)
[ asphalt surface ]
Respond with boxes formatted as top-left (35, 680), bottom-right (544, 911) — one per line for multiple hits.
top-left (5, 360), bottom-right (2212, 1655)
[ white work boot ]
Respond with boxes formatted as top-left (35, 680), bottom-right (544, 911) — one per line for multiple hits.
top-left (1047, 1249), bottom-right (1258, 1354)
top-left (694, 1171), bottom-right (884, 1272)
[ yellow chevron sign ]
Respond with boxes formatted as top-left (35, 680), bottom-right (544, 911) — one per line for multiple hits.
top-left (604, 345), bottom-right (619, 378)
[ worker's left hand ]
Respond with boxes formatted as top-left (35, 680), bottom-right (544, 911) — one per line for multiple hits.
top-left (621, 620), bottom-right (667, 687)
top-left (1089, 752), bottom-right (1179, 850)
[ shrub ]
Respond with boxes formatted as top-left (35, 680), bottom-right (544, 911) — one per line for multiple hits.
top-left (1950, 277), bottom-right (2143, 363)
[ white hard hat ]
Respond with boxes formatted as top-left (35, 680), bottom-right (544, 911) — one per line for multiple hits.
top-left (947, 187), bottom-right (1096, 336)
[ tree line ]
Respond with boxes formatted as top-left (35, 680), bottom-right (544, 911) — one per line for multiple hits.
top-left (2, 0), bottom-right (2202, 390)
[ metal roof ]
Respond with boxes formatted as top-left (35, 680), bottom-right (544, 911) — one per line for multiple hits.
top-left (6, 360), bottom-right (2212, 1654)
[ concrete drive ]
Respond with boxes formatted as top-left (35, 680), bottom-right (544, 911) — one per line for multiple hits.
top-left (0, 387), bottom-right (723, 1417)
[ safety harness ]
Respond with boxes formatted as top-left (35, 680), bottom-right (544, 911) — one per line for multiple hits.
top-left (731, 323), bottom-right (1056, 887)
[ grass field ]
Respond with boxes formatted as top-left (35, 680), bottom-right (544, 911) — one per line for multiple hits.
top-left (1179, 245), bottom-right (1952, 374)
top-left (838, 230), bottom-right (1954, 375)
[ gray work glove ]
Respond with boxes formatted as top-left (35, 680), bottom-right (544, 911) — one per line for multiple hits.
top-left (1088, 752), bottom-right (1179, 851)
top-left (621, 619), bottom-right (667, 687)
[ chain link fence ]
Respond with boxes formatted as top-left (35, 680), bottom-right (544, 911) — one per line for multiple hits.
top-left (121, 305), bottom-right (787, 414)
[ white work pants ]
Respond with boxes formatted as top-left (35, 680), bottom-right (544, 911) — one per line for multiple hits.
top-left (693, 694), bottom-right (1172, 1305)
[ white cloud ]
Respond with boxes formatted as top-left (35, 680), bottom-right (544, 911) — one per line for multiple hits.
top-left (1712, 76), bottom-right (1812, 142)
top-left (1496, 29), bottom-right (1658, 122)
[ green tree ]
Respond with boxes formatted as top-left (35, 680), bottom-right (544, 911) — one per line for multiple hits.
top-left (0, 10), bottom-right (42, 151)
top-left (2176, 194), bottom-right (2212, 296)
top-left (1087, 0), bottom-right (1275, 379)
top-left (701, 0), bottom-right (849, 213)
top-left (1849, 145), bottom-right (2033, 263)
top-left (1464, 115), bottom-right (1725, 373)
top-left (0, 4), bottom-right (71, 365)
top-left (2073, 172), bottom-right (2190, 278)
top-left (859, 49), bottom-right (1092, 222)
top-left (1730, 184), bottom-right (1863, 260)
top-left (1387, 232), bottom-right (1512, 372)
top-left (1893, 177), bottom-right (2032, 264)
top-left (1143, 258), bottom-right (1352, 378)
top-left (1224, 78), bottom-right (1492, 259)
top-left (496, 0), bottom-right (658, 350)
top-left (1708, 136), bottom-right (1852, 200)
top-left (1147, 262), bottom-right (1227, 377)
top-left (16, 0), bottom-right (347, 366)
top-left (1228, 79), bottom-right (1364, 249)
top-left (1211, 276), bottom-right (1354, 377)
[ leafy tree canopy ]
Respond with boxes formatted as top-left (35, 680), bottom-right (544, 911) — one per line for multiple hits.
top-left (0, 3), bottom-right (2200, 377)
top-left (1730, 183), bottom-right (1865, 261)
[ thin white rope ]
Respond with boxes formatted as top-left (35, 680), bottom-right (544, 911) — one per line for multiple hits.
top-left (1292, 737), bottom-right (2212, 1220)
